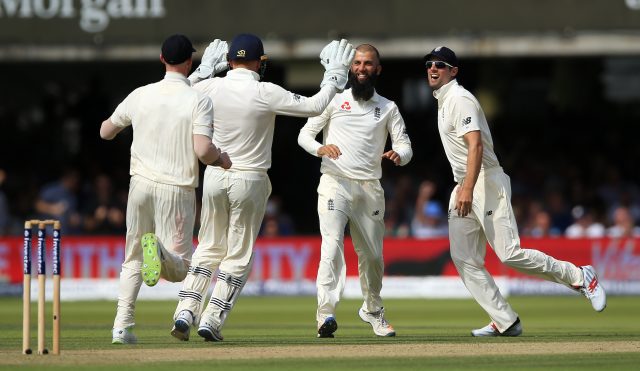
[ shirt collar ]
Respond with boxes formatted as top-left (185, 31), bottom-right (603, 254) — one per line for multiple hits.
top-left (164, 71), bottom-right (190, 85)
top-left (227, 68), bottom-right (261, 81)
top-left (433, 79), bottom-right (458, 100)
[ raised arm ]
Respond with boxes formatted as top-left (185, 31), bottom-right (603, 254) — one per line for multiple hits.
top-left (188, 39), bottom-right (229, 85)
top-left (266, 39), bottom-right (355, 117)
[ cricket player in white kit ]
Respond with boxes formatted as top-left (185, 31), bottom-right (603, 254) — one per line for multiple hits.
top-left (170, 34), bottom-right (356, 342)
top-left (298, 44), bottom-right (412, 338)
top-left (100, 34), bottom-right (231, 344)
top-left (424, 46), bottom-right (607, 336)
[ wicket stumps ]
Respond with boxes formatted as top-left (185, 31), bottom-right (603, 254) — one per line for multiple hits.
top-left (22, 219), bottom-right (61, 355)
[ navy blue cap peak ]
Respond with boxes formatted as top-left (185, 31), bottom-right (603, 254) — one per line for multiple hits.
top-left (161, 34), bottom-right (196, 65)
top-left (228, 33), bottom-right (265, 61)
top-left (424, 46), bottom-right (458, 67)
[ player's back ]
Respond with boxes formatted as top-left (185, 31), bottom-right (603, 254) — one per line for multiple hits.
top-left (195, 69), bottom-right (278, 171)
top-left (127, 74), bottom-right (205, 187)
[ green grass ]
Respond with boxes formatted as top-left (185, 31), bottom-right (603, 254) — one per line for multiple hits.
top-left (1, 295), bottom-right (639, 370)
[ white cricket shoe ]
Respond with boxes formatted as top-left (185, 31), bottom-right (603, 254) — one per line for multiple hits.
top-left (197, 319), bottom-right (224, 342)
top-left (471, 317), bottom-right (522, 337)
top-left (317, 316), bottom-right (338, 338)
top-left (171, 310), bottom-right (194, 341)
top-left (579, 265), bottom-right (606, 312)
top-left (358, 308), bottom-right (396, 337)
top-left (112, 327), bottom-right (138, 344)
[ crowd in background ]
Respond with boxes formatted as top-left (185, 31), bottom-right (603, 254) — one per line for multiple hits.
top-left (383, 174), bottom-right (640, 240)
top-left (2, 163), bottom-right (640, 239)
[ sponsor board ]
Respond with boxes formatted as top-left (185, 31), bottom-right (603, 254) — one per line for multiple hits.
top-left (1, 236), bottom-right (638, 299)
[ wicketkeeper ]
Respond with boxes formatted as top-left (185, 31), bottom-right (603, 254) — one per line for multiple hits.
top-left (170, 34), bottom-right (355, 342)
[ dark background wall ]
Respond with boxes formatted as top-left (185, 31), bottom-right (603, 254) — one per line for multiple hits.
top-left (2, 0), bottom-right (640, 45)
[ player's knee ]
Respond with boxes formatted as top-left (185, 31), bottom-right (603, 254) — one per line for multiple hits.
top-left (450, 249), bottom-right (484, 269)
top-left (496, 244), bottom-right (524, 265)
top-left (449, 249), bottom-right (469, 265)
top-left (162, 269), bottom-right (187, 282)
top-left (359, 253), bottom-right (383, 267)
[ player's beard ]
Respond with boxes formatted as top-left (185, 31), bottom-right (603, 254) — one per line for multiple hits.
top-left (349, 71), bottom-right (377, 101)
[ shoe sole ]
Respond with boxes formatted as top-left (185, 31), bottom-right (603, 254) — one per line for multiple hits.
top-left (472, 323), bottom-right (522, 337)
top-left (358, 309), bottom-right (396, 337)
top-left (471, 330), bottom-right (521, 337)
top-left (198, 327), bottom-right (223, 342)
top-left (141, 233), bottom-right (161, 287)
top-left (472, 332), bottom-right (498, 337)
top-left (171, 319), bottom-right (190, 341)
top-left (111, 337), bottom-right (137, 344)
top-left (317, 317), bottom-right (337, 338)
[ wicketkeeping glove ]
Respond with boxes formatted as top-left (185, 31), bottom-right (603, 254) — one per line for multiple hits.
top-left (319, 40), bottom-right (338, 70)
top-left (192, 39), bottom-right (229, 80)
top-left (320, 39), bottom-right (355, 92)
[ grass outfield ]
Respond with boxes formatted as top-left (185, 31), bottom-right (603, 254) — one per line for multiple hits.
top-left (1, 295), bottom-right (639, 370)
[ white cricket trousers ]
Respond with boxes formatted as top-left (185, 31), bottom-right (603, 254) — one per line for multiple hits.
top-left (114, 175), bottom-right (196, 329)
top-left (174, 167), bottom-right (271, 328)
top-left (316, 174), bottom-right (386, 322)
top-left (448, 167), bottom-right (583, 332)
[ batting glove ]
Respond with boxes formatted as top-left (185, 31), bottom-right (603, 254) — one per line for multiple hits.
top-left (320, 39), bottom-right (355, 92)
top-left (192, 39), bottom-right (229, 80)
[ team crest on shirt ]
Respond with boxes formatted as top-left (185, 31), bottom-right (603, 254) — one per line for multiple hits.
top-left (462, 117), bottom-right (472, 126)
top-left (340, 101), bottom-right (351, 111)
top-left (374, 107), bottom-right (381, 120)
top-left (292, 94), bottom-right (302, 102)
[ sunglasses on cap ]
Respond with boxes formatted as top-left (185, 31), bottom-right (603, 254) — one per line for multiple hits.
top-left (425, 60), bottom-right (454, 69)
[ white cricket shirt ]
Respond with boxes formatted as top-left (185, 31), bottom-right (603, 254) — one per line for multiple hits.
top-left (298, 88), bottom-right (412, 180)
top-left (193, 68), bottom-right (337, 171)
top-left (110, 72), bottom-right (214, 188)
top-left (433, 79), bottom-right (499, 183)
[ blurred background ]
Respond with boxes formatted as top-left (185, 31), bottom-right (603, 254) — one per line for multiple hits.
top-left (1, 0), bottom-right (640, 299)
top-left (1, 0), bottom-right (639, 239)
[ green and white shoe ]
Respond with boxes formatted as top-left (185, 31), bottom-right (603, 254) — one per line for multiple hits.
top-left (141, 233), bottom-right (161, 287)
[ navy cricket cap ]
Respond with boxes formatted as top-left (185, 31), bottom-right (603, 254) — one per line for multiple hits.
top-left (228, 33), bottom-right (265, 61)
top-left (424, 46), bottom-right (458, 67)
top-left (161, 34), bottom-right (196, 65)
